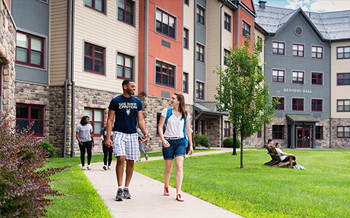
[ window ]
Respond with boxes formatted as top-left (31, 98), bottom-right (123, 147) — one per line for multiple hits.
top-left (312, 99), bottom-right (322, 112)
top-left (242, 20), bottom-right (250, 38)
top-left (85, 0), bottom-right (105, 14)
top-left (292, 71), bottom-right (304, 84)
top-left (16, 32), bottom-right (45, 68)
top-left (337, 100), bottom-right (350, 112)
top-left (196, 82), bottom-right (204, 100)
top-left (312, 73), bottom-right (323, 85)
top-left (224, 13), bottom-right (231, 32)
top-left (156, 113), bottom-right (161, 137)
top-left (337, 126), bottom-right (350, 138)
top-left (273, 97), bottom-right (284, 110)
top-left (118, 0), bottom-right (134, 25)
top-left (184, 0), bottom-right (189, 5)
top-left (272, 125), bottom-right (284, 139)
top-left (316, 126), bottom-right (323, 140)
top-left (16, 104), bottom-right (44, 136)
top-left (224, 121), bottom-right (230, 137)
top-left (84, 43), bottom-right (105, 75)
top-left (337, 46), bottom-right (350, 59)
top-left (292, 44), bottom-right (304, 57)
top-left (196, 44), bottom-right (205, 62)
top-left (156, 61), bottom-right (175, 88)
top-left (196, 5), bottom-right (205, 25)
top-left (84, 108), bottom-right (104, 135)
top-left (183, 28), bottom-right (189, 49)
top-left (292, 98), bottom-right (304, 111)
top-left (257, 129), bottom-right (262, 138)
top-left (156, 9), bottom-right (176, 39)
top-left (183, 73), bottom-right (188, 93)
top-left (312, 46), bottom-right (323, 59)
top-left (224, 49), bottom-right (230, 65)
top-left (272, 42), bottom-right (285, 55)
top-left (272, 69), bottom-right (284, 83)
top-left (117, 53), bottom-right (133, 80)
top-left (337, 73), bottom-right (350, 85)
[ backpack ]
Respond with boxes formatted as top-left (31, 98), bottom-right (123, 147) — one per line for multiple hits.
top-left (164, 108), bottom-right (189, 148)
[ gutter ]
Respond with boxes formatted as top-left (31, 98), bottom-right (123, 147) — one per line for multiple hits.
top-left (63, 0), bottom-right (71, 157)
top-left (70, 0), bottom-right (76, 157)
top-left (144, 0), bottom-right (149, 95)
top-left (192, 1), bottom-right (196, 131)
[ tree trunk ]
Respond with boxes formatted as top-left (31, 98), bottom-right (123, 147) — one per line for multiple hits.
top-left (232, 125), bottom-right (237, 155)
top-left (240, 135), bottom-right (244, 168)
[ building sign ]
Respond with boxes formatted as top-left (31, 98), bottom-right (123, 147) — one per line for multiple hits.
top-left (283, 88), bottom-right (312, 94)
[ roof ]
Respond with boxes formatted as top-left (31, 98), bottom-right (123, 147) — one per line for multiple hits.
top-left (286, 114), bottom-right (319, 123)
top-left (194, 101), bottom-right (228, 116)
top-left (254, 4), bottom-right (350, 40)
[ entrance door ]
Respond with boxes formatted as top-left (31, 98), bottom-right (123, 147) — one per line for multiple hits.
top-left (296, 128), bottom-right (311, 148)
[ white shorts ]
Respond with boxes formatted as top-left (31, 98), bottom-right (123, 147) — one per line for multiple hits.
top-left (113, 131), bottom-right (139, 161)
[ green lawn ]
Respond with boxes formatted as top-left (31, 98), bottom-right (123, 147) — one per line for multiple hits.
top-left (134, 149), bottom-right (350, 218)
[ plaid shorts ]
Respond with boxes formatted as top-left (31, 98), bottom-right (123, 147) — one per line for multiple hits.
top-left (113, 131), bottom-right (139, 160)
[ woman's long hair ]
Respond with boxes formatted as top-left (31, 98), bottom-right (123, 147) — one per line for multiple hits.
top-left (80, 116), bottom-right (89, 125)
top-left (174, 93), bottom-right (188, 119)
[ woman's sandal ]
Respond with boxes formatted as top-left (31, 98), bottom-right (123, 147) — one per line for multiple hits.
top-left (164, 187), bottom-right (170, 196)
top-left (176, 194), bottom-right (184, 202)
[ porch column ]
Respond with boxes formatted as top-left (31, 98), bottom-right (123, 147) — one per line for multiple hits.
top-left (312, 125), bottom-right (316, 148)
top-left (291, 123), bottom-right (295, 148)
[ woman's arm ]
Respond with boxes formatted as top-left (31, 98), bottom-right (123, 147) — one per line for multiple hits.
top-left (158, 116), bottom-right (170, 147)
top-left (186, 118), bottom-right (193, 155)
top-left (76, 132), bottom-right (81, 144)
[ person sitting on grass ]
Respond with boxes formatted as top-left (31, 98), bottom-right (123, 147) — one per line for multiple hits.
top-left (275, 142), bottom-right (297, 166)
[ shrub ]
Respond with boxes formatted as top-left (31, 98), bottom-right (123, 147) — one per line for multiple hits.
top-left (193, 134), bottom-right (210, 148)
top-left (39, 141), bottom-right (56, 157)
top-left (0, 113), bottom-right (70, 217)
top-left (223, 138), bottom-right (241, 148)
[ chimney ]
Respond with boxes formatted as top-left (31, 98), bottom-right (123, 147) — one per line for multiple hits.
top-left (258, 0), bottom-right (267, 9)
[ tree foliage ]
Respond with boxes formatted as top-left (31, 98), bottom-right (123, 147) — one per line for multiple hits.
top-left (0, 113), bottom-right (70, 217)
top-left (215, 38), bottom-right (278, 168)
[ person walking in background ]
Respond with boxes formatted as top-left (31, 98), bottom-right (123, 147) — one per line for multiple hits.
top-left (137, 127), bottom-right (149, 161)
top-left (158, 93), bottom-right (193, 202)
top-left (100, 121), bottom-right (113, 170)
top-left (76, 116), bottom-right (94, 170)
top-left (105, 80), bottom-right (148, 201)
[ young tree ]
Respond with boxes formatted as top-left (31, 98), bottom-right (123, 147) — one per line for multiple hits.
top-left (215, 39), bottom-right (278, 168)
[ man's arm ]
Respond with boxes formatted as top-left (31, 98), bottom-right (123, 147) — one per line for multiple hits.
top-left (105, 109), bottom-right (115, 147)
top-left (137, 110), bottom-right (148, 143)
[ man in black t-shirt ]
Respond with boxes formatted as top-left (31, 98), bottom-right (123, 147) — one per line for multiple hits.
top-left (105, 80), bottom-right (148, 201)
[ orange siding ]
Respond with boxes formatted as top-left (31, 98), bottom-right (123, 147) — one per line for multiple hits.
top-left (241, 0), bottom-right (255, 13)
top-left (147, 0), bottom-right (183, 98)
top-left (239, 8), bottom-right (254, 51)
top-left (5, 0), bottom-right (10, 9)
top-left (138, 0), bottom-right (146, 94)
top-left (232, 10), bottom-right (238, 48)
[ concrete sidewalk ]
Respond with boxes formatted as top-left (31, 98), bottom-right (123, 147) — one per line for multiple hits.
top-left (84, 148), bottom-right (243, 218)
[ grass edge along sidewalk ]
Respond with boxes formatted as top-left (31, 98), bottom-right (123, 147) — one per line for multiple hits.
top-left (44, 149), bottom-right (221, 217)
top-left (135, 149), bottom-right (350, 218)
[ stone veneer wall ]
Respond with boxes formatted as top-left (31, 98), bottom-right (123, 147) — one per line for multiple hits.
top-left (1, 0), bottom-right (16, 119)
top-left (205, 118), bottom-right (221, 147)
top-left (49, 86), bottom-right (65, 156)
top-left (264, 117), bottom-right (288, 147)
top-left (331, 118), bottom-right (350, 148)
top-left (315, 118), bottom-right (330, 148)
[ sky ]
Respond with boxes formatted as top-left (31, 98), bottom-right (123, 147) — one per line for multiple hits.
top-left (252, 0), bottom-right (350, 12)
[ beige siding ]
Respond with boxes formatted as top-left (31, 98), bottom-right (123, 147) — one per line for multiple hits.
top-left (183, 0), bottom-right (194, 104)
top-left (331, 41), bottom-right (350, 118)
top-left (73, 0), bottom-right (139, 94)
top-left (49, 0), bottom-right (68, 85)
top-left (254, 28), bottom-right (265, 71)
top-left (222, 6), bottom-right (233, 64)
top-left (206, 0), bottom-right (220, 101)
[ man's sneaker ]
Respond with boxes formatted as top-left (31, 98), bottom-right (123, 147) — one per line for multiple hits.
top-left (103, 165), bottom-right (107, 170)
top-left (123, 188), bottom-right (132, 199)
top-left (115, 189), bottom-right (123, 201)
top-left (87, 165), bottom-right (91, 170)
top-left (81, 166), bottom-right (86, 170)
top-left (108, 166), bottom-right (111, 170)
top-left (145, 155), bottom-right (149, 161)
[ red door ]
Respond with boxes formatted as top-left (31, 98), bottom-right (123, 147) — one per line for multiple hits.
top-left (296, 128), bottom-right (311, 148)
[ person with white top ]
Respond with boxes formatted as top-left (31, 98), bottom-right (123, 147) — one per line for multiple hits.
top-left (76, 116), bottom-right (94, 170)
top-left (158, 93), bottom-right (193, 202)
top-left (275, 142), bottom-right (297, 165)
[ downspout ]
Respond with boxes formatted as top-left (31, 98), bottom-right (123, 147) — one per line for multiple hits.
top-left (70, 0), bottom-right (75, 157)
top-left (329, 40), bottom-right (332, 148)
top-left (63, 0), bottom-right (71, 157)
top-left (144, 0), bottom-right (149, 95)
top-left (220, 0), bottom-right (228, 148)
top-left (192, 0), bottom-right (196, 132)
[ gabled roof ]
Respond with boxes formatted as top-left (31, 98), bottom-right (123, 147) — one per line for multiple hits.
top-left (254, 4), bottom-right (350, 41)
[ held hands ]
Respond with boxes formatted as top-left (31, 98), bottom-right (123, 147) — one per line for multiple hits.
top-left (139, 135), bottom-right (148, 143)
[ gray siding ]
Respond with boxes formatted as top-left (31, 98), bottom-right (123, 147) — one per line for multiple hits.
top-left (195, 0), bottom-right (206, 87)
top-left (12, 0), bottom-right (49, 84)
top-left (264, 14), bottom-right (331, 118)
